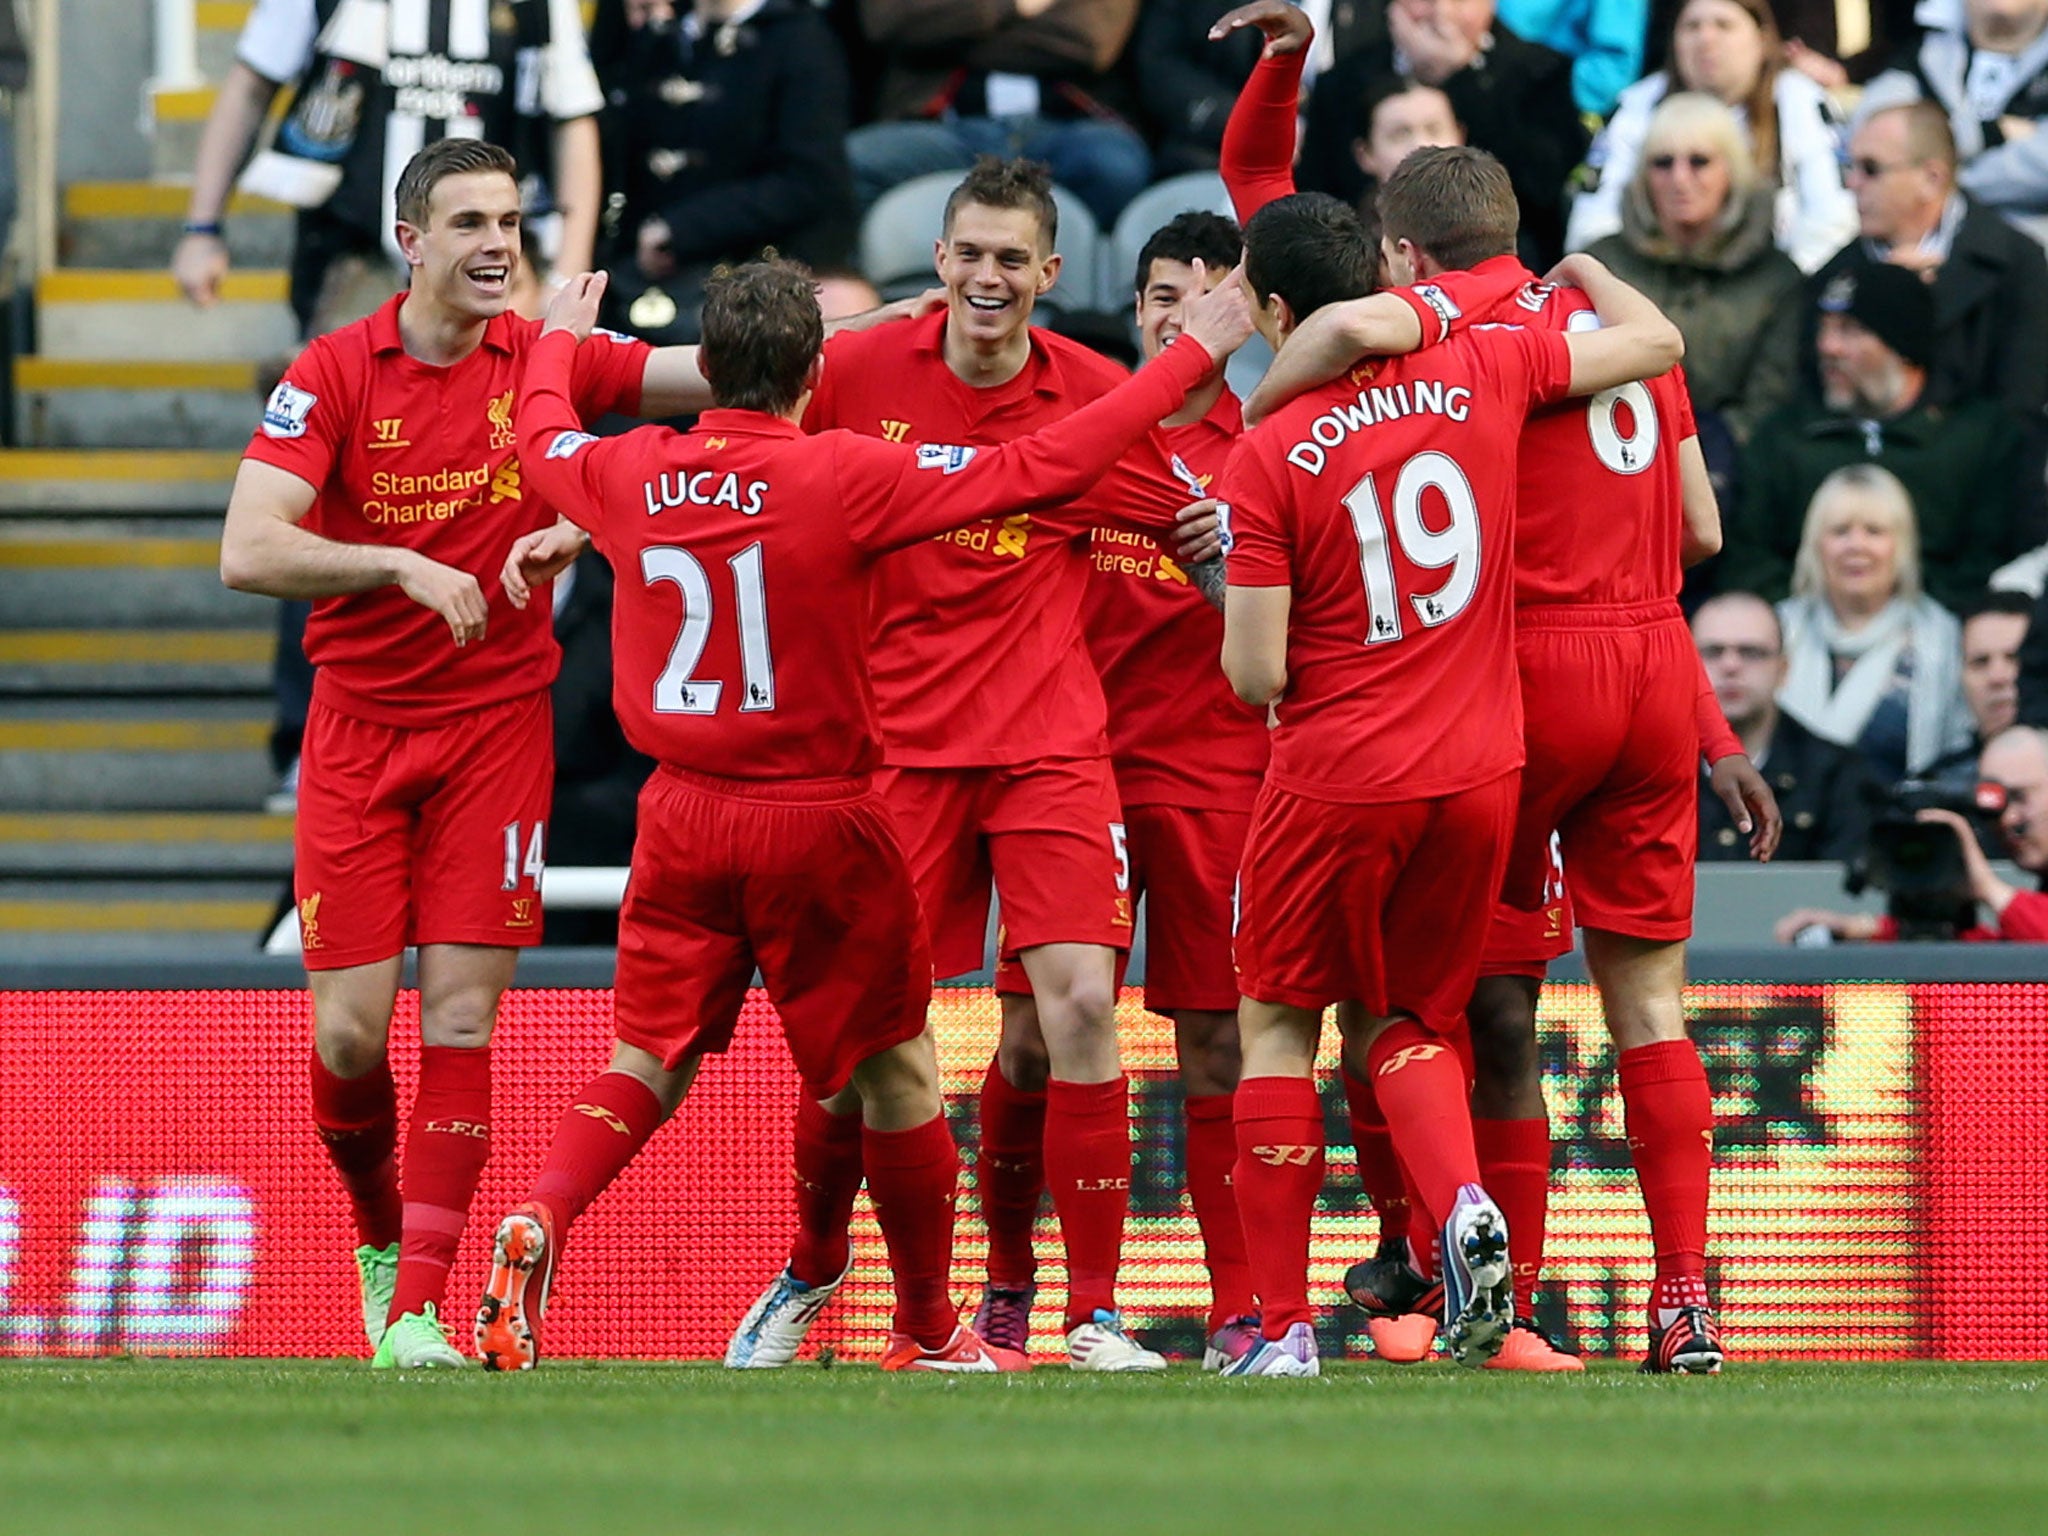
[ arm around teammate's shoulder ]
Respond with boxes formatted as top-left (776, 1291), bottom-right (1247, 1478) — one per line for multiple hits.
top-left (1549, 254), bottom-right (1684, 397)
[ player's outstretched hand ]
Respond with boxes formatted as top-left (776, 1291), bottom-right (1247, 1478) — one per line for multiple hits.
top-left (1180, 261), bottom-right (1255, 360)
top-left (1709, 753), bottom-right (1783, 862)
top-left (397, 550), bottom-right (489, 647)
top-left (543, 270), bottom-right (608, 341)
top-left (1209, 0), bottom-right (1315, 56)
top-left (1173, 497), bottom-right (1222, 564)
top-left (501, 522), bottom-right (589, 610)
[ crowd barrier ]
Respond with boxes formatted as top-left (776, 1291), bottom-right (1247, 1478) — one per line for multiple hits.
top-left (1, 950), bottom-right (2042, 1362)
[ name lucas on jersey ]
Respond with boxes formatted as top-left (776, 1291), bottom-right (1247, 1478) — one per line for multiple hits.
top-left (643, 470), bottom-right (768, 518)
top-left (1284, 378), bottom-right (1474, 477)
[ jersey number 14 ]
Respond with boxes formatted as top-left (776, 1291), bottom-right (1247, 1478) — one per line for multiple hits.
top-left (643, 542), bottom-right (778, 714)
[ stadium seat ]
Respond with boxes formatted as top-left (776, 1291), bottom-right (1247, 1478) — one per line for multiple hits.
top-left (1103, 171), bottom-right (1234, 313)
top-left (856, 170), bottom-right (1105, 312)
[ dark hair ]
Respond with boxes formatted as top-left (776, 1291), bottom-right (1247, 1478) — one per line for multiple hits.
top-left (1242, 193), bottom-right (1377, 324)
top-left (1354, 73), bottom-right (1452, 147)
top-left (1376, 146), bottom-right (1519, 272)
top-left (1965, 589), bottom-right (2035, 624)
top-left (942, 156), bottom-right (1059, 254)
top-left (394, 139), bottom-right (520, 228)
top-left (1132, 210), bottom-right (1242, 298)
top-left (699, 258), bottom-right (825, 414)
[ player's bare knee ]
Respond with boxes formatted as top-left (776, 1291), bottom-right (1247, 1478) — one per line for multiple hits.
top-left (1173, 1010), bottom-right (1243, 1096)
top-left (851, 1035), bottom-right (943, 1129)
top-left (1467, 976), bottom-right (1540, 1081)
top-left (418, 992), bottom-right (499, 1050)
top-left (313, 1018), bottom-right (387, 1080)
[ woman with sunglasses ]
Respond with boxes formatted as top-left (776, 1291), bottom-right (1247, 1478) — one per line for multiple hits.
top-left (1568, 0), bottom-right (1856, 271)
top-left (1584, 93), bottom-right (1805, 483)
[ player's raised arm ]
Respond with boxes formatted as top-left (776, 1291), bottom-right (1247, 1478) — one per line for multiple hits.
top-left (1212, 1), bottom-right (1309, 222)
top-left (845, 267), bottom-right (1253, 552)
top-left (514, 274), bottom-right (624, 577)
top-left (1240, 293), bottom-right (1433, 423)
top-left (1548, 254), bottom-right (1685, 397)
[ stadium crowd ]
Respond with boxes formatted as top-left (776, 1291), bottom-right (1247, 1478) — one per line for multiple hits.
top-left (182, 0), bottom-right (2048, 1380)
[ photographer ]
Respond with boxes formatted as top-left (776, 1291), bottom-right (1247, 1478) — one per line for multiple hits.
top-left (1774, 726), bottom-right (2048, 942)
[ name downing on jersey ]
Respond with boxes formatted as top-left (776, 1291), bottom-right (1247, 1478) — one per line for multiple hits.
top-left (1285, 379), bottom-right (1474, 476)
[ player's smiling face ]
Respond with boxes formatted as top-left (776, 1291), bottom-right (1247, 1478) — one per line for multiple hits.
top-left (1136, 259), bottom-right (1225, 362)
top-left (400, 170), bottom-right (523, 322)
top-left (934, 203), bottom-right (1059, 347)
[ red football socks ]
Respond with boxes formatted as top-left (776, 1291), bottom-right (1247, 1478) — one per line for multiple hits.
top-left (309, 1051), bottom-right (402, 1251)
top-left (388, 1044), bottom-right (492, 1325)
top-left (1044, 1076), bottom-right (1132, 1329)
top-left (1474, 1116), bottom-right (1552, 1315)
top-left (529, 1069), bottom-right (665, 1237)
top-left (1365, 1020), bottom-right (1481, 1237)
top-left (976, 1058), bottom-right (1047, 1288)
top-left (1341, 1063), bottom-right (1412, 1248)
top-left (786, 1097), bottom-right (865, 1288)
top-left (864, 1114), bottom-right (962, 1349)
top-left (1232, 1075), bottom-right (1326, 1338)
top-left (1618, 1039), bottom-right (1714, 1285)
top-left (1184, 1093), bottom-right (1256, 1331)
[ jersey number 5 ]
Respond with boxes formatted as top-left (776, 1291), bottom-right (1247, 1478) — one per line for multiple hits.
top-left (643, 542), bottom-right (778, 714)
top-left (1342, 450), bottom-right (1481, 645)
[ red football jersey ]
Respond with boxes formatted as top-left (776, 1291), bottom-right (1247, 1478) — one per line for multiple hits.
top-left (1084, 389), bottom-right (1269, 810)
top-left (244, 294), bottom-right (650, 725)
top-left (804, 311), bottom-right (1203, 768)
top-left (1221, 324), bottom-right (1573, 803)
top-left (1393, 256), bottom-right (1695, 612)
top-left (517, 328), bottom-right (1215, 779)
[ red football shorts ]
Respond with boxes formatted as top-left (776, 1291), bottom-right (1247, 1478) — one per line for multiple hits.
top-left (1234, 772), bottom-right (1518, 1032)
top-left (1501, 608), bottom-right (1698, 942)
top-left (613, 767), bottom-right (933, 1099)
top-left (294, 689), bottom-right (552, 970)
top-left (993, 801), bottom-right (1251, 1013)
top-left (876, 756), bottom-right (1134, 980)
top-left (1478, 836), bottom-right (1575, 980)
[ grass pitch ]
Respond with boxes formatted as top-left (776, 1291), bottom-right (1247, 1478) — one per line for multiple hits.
top-left (4, 1359), bottom-right (2043, 1535)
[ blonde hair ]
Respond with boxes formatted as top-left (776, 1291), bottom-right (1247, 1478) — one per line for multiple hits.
top-left (1791, 464), bottom-right (1922, 604)
top-left (1640, 92), bottom-right (1758, 196)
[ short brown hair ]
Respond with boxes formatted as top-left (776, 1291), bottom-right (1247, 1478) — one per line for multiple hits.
top-left (1884, 99), bottom-right (1960, 175)
top-left (699, 258), bottom-right (825, 415)
top-left (394, 139), bottom-right (520, 228)
top-left (1376, 146), bottom-right (1519, 273)
top-left (942, 156), bottom-right (1059, 254)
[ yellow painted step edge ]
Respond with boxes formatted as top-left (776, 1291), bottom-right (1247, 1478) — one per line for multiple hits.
top-left (196, 2), bottom-right (254, 31)
top-left (15, 358), bottom-right (258, 390)
top-left (65, 182), bottom-right (288, 220)
top-left (0, 720), bottom-right (269, 751)
top-left (0, 449), bottom-right (240, 481)
top-left (38, 269), bottom-right (288, 304)
top-left (0, 812), bottom-right (292, 844)
top-left (155, 87), bottom-right (292, 125)
top-left (0, 539), bottom-right (219, 570)
top-left (0, 632), bottom-right (271, 665)
top-left (0, 900), bottom-right (276, 933)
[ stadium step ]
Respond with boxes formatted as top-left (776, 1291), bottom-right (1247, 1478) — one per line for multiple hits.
top-left (0, 812), bottom-right (293, 879)
top-left (61, 180), bottom-right (294, 269)
top-left (0, 700), bottom-right (274, 812)
top-left (0, 879), bottom-right (281, 951)
top-left (14, 359), bottom-right (261, 450)
top-left (0, 450), bottom-right (240, 514)
top-left (0, 629), bottom-right (272, 696)
top-left (35, 269), bottom-right (297, 362)
top-left (150, 76), bottom-right (292, 180)
top-left (0, 525), bottom-right (264, 627)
